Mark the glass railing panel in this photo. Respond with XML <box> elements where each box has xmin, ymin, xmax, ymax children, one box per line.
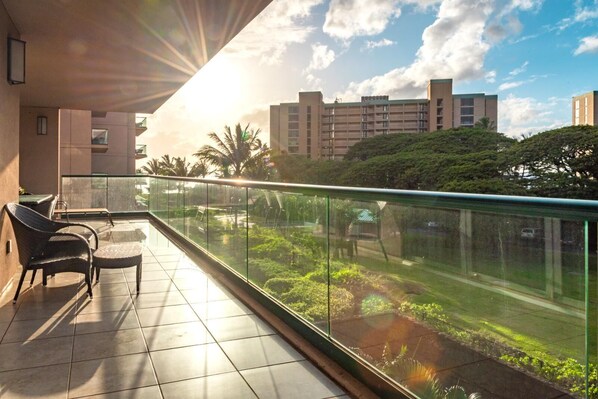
<box><xmin>105</xmin><ymin>176</ymin><xmax>148</xmax><ymax>212</ymax></box>
<box><xmin>325</xmin><ymin>197</ymin><xmax>589</xmax><ymax>398</ymax></box>
<box><xmin>182</xmin><ymin>181</ymin><xmax>208</xmax><ymax>248</ymax></box>
<box><xmin>149</xmin><ymin>177</ymin><xmax>169</xmax><ymax>223</ymax></box>
<box><xmin>247</xmin><ymin>189</ymin><xmax>328</xmax><ymax>330</ymax></box>
<box><xmin>207</xmin><ymin>183</ymin><xmax>247</xmax><ymax>275</ymax></box>
<box><xmin>167</xmin><ymin>179</ymin><xmax>185</xmax><ymax>234</ymax></box>
<box><xmin>61</xmin><ymin>176</ymin><xmax>107</xmax><ymax>209</ymax></box>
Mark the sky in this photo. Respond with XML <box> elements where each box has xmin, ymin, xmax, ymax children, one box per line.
<box><xmin>139</xmin><ymin>0</ymin><xmax>598</xmax><ymax>164</ymax></box>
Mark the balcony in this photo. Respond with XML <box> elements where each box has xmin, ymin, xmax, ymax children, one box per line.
<box><xmin>135</xmin><ymin>117</ymin><xmax>148</xmax><ymax>136</ymax></box>
<box><xmin>42</xmin><ymin>175</ymin><xmax>598</xmax><ymax>398</ymax></box>
<box><xmin>135</xmin><ymin>144</ymin><xmax>148</xmax><ymax>159</ymax></box>
<box><xmin>91</xmin><ymin>129</ymin><xmax>109</xmax><ymax>153</ymax></box>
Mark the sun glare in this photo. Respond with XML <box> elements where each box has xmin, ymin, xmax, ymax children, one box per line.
<box><xmin>182</xmin><ymin>55</ymin><xmax>243</xmax><ymax>120</ymax></box>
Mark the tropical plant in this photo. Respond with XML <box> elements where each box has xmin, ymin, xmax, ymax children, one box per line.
<box><xmin>474</xmin><ymin>116</ymin><xmax>496</xmax><ymax>130</ymax></box>
<box><xmin>194</xmin><ymin>123</ymin><xmax>270</xmax><ymax>178</ymax></box>
<box><xmin>139</xmin><ymin>157</ymin><xmax>163</xmax><ymax>175</ymax></box>
<box><xmin>163</xmin><ymin>156</ymin><xmax>209</xmax><ymax>177</ymax></box>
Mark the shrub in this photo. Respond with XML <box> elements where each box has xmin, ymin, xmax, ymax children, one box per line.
<box><xmin>248</xmin><ymin>258</ymin><xmax>300</xmax><ymax>286</ymax></box>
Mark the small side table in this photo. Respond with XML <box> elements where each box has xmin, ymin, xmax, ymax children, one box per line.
<box><xmin>93</xmin><ymin>243</ymin><xmax>143</xmax><ymax>293</ymax></box>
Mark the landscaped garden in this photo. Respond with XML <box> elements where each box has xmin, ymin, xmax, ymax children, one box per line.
<box><xmin>150</xmin><ymin>184</ymin><xmax>595</xmax><ymax>398</ymax></box>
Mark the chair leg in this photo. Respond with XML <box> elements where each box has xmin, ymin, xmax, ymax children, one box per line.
<box><xmin>95</xmin><ymin>266</ymin><xmax>101</xmax><ymax>282</ymax></box>
<box><xmin>85</xmin><ymin>269</ymin><xmax>93</xmax><ymax>298</ymax></box>
<box><xmin>30</xmin><ymin>269</ymin><xmax>37</xmax><ymax>286</ymax></box>
<box><xmin>13</xmin><ymin>269</ymin><xmax>28</xmax><ymax>304</ymax></box>
<box><xmin>136</xmin><ymin>261</ymin><xmax>142</xmax><ymax>294</ymax></box>
<box><xmin>42</xmin><ymin>271</ymin><xmax>48</xmax><ymax>286</ymax></box>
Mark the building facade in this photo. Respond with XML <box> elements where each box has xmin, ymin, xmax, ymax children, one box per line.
<box><xmin>572</xmin><ymin>91</ymin><xmax>598</xmax><ymax>126</ymax></box>
<box><xmin>19</xmin><ymin>109</ymin><xmax>147</xmax><ymax>195</ymax></box>
<box><xmin>270</xmin><ymin>79</ymin><xmax>498</xmax><ymax>160</ymax></box>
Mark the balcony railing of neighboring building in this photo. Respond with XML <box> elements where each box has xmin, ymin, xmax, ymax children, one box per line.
<box><xmin>135</xmin><ymin>144</ymin><xmax>147</xmax><ymax>159</ymax></box>
<box><xmin>91</xmin><ymin>128</ymin><xmax>109</xmax><ymax>152</ymax></box>
<box><xmin>60</xmin><ymin>175</ymin><xmax>598</xmax><ymax>399</ymax></box>
<box><xmin>135</xmin><ymin>116</ymin><xmax>148</xmax><ymax>136</ymax></box>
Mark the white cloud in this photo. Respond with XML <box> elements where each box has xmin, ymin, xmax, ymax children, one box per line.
<box><xmin>574</xmin><ymin>1</ymin><xmax>598</xmax><ymax>22</ymax></box>
<box><xmin>498</xmin><ymin>81</ymin><xmax>524</xmax><ymax>91</ymax></box>
<box><xmin>508</xmin><ymin>60</ymin><xmax>529</xmax><ymax>76</ymax></box>
<box><xmin>323</xmin><ymin>0</ymin><xmax>402</xmax><ymax>41</ymax></box>
<box><xmin>336</xmin><ymin>0</ymin><xmax>495</xmax><ymax>100</ymax></box>
<box><xmin>306</xmin><ymin>43</ymin><xmax>336</xmax><ymax>71</ymax></box>
<box><xmin>223</xmin><ymin>0</ymin><xmax>324</xmax><ymax>64</ymax></box>
<box><xmin>574</xmin><ymin>35</ymin><xmax>598</xmax><ymax>55</ymax></box>
<box><xmin>485</xmin><ymin>70</ymin><xmax>497</xmax><ymax>83</ymax></box>
<box><xmin>499</xmin><ymin>94</ymin><xmax>564</xmax><ymax>137</ymax></box>
<box><xmin>364</xmin><ymin>38</ymin><xmax>396</xmax><ymax>50</ymax></box>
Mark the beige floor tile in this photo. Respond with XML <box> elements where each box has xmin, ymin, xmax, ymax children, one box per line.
<box><xmin>206</xmin><ymin>314</ymin><xmax>274</xmax><ymax>342</ymax></box>
<box><xmin>127</xmin><ymin>279</ymin><xmax>178</xmax><ymax>294</ymax></box>
<box><xmin>68</xmin><ymin>353</ymin><xmax>157</xmax><ymax>398</ymax></box>
<box><xmin>2</xmin><ymin>315</ymin><xmax>76</xmax><ymax>343</ymax></box>
<box><xmin>87</xmin><ymin>282</ymin><xmax>130</xmax><ymax>298</ymax></box>
<box><xmin>150</xmin><ymin>343</ymin><xmax>235</xmax><ymax>383</ymax></box>
<box><xmin>75</xmin><ymin>385</ymin><xmax>162</xmax><ymax>399</ymax></box>
<box><xmin>75</xmin><ymin>309</ymin><xmax>140</xmax><ymax>335</ymax></box>
<box><xmin>0</xmin><ymin>363</ymin><xmax>70</xmax><ymax>399</ymax></box>
<box><xmin>125</xmin><ymin>270</ymin><xmax>170</xmax><ymax>282</ymax></box>
<box><xmin>142</xmin><ymin>321</ymin><xmax>213</xmax><ymax>351</ymax></box>
<box><xmin>136</xmin><ymin>304</ymin><xmax>199</xmax><ymax>327</ymax></box>
<box><xmin>0</xmin><ymin>336</ymin><xmax>73</xmax><ymax>372</ymax></box>
<box><xmin>0</xmin><ymin>321</ymin><xmax>10</xmax><ymax>338</ymax></box>
<box><xmin>220</xmin><ymin>335</ymin><xmax>304</xmax><ymax>370</ymax></box>
<box><xmin>14</xmin><ymin>298</ymin><xmax>78</xmax><ymax>321</ymax></box>
<box><xmin>161</xmin><ymin>372</ymin><xmax>257</xmax><ymax>399</ymax></box>
<box><xmin>192</xmin><ymin>298</ymin><xmax>252</xmax><ymax>320</ymax></box>
<box><xmin>132</xmin><ymin>291</ymin><xmax>187</xmax><ymax>309</ymax></box>
<box><xmin>76</xmin><ymin>295</ymin><xmax>133</xmax><ymax>315</ymax></box>
<box><xmin>73</xmin><ymin>329</ymin><xmax>147</xmax><ymax>362</ymax></box>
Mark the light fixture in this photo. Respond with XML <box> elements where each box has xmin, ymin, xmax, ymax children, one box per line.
<box><xmin>7</xmin><ymin>38</ymin><xmax>26</xmax><ymax>85</ymax></box>
<box><xmin>37</xmin><ymin>116</ymin><xmax>47</xmax><ymax>135</ymax></box>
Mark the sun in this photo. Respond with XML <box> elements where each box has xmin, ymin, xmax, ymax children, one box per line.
<box><xmin>181</xmin><ymin>54</ymin><xmax>243</xmax><ymax>120</ymax></box>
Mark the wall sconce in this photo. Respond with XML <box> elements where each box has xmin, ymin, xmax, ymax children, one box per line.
<box><xmin>37</xmin><ymin>116</ymin><xmax>47</xmax><ymax>135</ymax></box>
<box><xmin>7</xmin><ymin>38</ymin><xmax>26</xmax><ymax>85</ymax></box>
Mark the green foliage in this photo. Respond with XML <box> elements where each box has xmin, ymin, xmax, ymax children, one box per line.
<box><xmin>344</xmin><ymin>133</ymin><xmax>420</xmax><ymax>161</ymax></box>
<box><xmin>140</xmin><ymin>155</ymin><xmax>208</xmax><ymax>177</ymax></box>
<box><xmin>194</xmin><ymin>123</ymin><xmax>270</xmax><ymax>179</ymax></box>
<box><xmin>264</xmin><ymin>276</ymin><xmax>354</xmax><ymax>322</ymax></box>
<box><xmin>500</xmin><ymin>355</ymin><xmax>597</xmax><ymax>397</ymax></box>
<box><xmin>248</xmin><ymin>258</ymin><xmax>300</xmax><ymax>286</ymax></box>
<box><xmin>361</xmin><ymin>295</ymin><xmax>394</xmax><ymax>316</ymax></box>
<box><xmin>399</xmin><ymin>302</ymin><xmax>448</xmax><ymax>325</ymax></box>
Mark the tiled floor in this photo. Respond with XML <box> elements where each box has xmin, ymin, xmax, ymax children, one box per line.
<box><xmin>0</xmin><ymin>220</ymin><xmax>347</xmax><ymax>399</ymax></box>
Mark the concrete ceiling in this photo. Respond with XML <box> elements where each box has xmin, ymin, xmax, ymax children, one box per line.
<box><xmin>3</xmin><ymin>0</ymin><xmax>271</xmax><ymax>113</ymax></box>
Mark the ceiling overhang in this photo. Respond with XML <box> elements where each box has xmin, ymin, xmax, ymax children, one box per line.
<box><xmin>3</xmin><ymin>0</ymin><xmax>271</xmax><ymax>113</ymax></box>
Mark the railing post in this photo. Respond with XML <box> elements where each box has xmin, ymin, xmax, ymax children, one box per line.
<box><xmin>459</xmin><ymin>209</ymin><xmax>473</xmax><ymax>275</ymax></box>
<box><xmin>326</xmin><ymin>195</ymin><xmax>331</xmax><ymax>337</ymax></box>
<box><xmin>246</xmin><ymin>186</ymin><xmax>249</xmax><ymax>282</ymax></box>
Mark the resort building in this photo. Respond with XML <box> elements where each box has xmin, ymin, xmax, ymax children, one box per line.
<box><xmin>19</xmin><ymin>110</ymin><xmax>147</xmax><ymax>195</ymax></box>
<box><xmin>270</xmin><ymin>79</ymin><xmax>498</xmax><ymax>159</ymax></box>
<box><xmin>572</xmin><ymin>91</ymin><xmax>598</xmax><ymax>126</ymax></box>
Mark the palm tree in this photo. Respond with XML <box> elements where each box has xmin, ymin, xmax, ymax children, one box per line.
<box><xmin>159</xmin><ymin>155</ymin><xmax>176</xmax><ymax>175</ymax></box>
<box><xmin>474</xmin><ymin>116</ymin><xmax>496</xmax><ymax>131</ymax></box>
<box><xmin>165</xmin><ymin>157</ymin><xmax>209</xmax><ymax>177</ymax></box>
<box><xmin>139</xmin><ymin>158</ymin><xmax>163</xmax><ymax>175</ymax></box>
<box><xmin>194</xmin><ymin>123</ymin><xmax>270</xmax><ymax>178</ymax></box>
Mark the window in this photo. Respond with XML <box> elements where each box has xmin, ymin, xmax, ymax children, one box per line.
<box><xmin>361</xmin><ymin>122</ymin><xmax>367</xmax><ymax>130</ymax></box>
<box><xmin>437</xmin><ymin>98</ymin><xmax>443</xmax><ymax>106</ymax></box>
<box><xmin>288</xmin><ymin>147</ymin><xmax>299</xmax><ymax>154</ymax></box>
<box><xmin>288</xmin><ymin>122</ymin><xmax>299</xmax><ymax>130</ymax></box>
<box><xmin>382</xmin><ymin>113</ymin><xmax>388</xmax><ymax>120</ymax></box>
<box><xmin>361</xmin><ymin>115</ymin><xmax>367</xmax><ymax>122</ymax></box>
<box><xmin>91</xmin><ymin>129</ymin><xmax>108</xmax><ymax>145</ymax></box>
<box><xmin>289</xmin><ymin>114</ymin><xmax>299</xmax><ymax>121</ymax></box>
<box><xmin>437</xmin><ymin>117</ymin><xmax>443</xmax><ymax>125</ymax></box>
<box><xmin>288</xmin><ymin>138</ymin><xmax>299</xmax><ymax>146</ymax></box>
<box><xmin>461</xmin><ymin>98</ymin><xmax>474</xmax><ymax>106</ymax></box>
<box><xmin>288</xmin><ymin>106</ymin><xmax>299</xmax><ymax>114</ymax></box>
<box><xmin>382</xmin><ymin>121</ymin><xmax>388</xmax><ymax>128</ymax></box>
<box><xmin>288</xmin><ymin>130</ymin><xmax>299</xmax><ymax>138</ymax></box>
<box><xmin>383</xmin><ymin>105</ymin><xmax>388</xmax><ymax>112</ymax></box>
<box><xmin>460</xmin><ymin>116</ymin><xmax>474</xmax><ymax>125</ymax></box>
<box><xmin>307</xmin><ymin>105</ymin><xmax>311</xmax><ymax>113</ymax></box>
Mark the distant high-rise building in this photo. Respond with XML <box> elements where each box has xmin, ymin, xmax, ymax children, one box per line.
<box><xmin>270</xmin><ymin>79</ymin><xmax>498</xmax><ymax>160</ymax></box>
<box><xmin>572</xmin><ymin>91</ymin><xmax>598</xmax><ymax>126</ymax></box>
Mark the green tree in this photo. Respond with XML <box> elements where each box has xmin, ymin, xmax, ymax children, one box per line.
<box><xmin>474</xmin><ymin>116</ymin><xmax>496</xmax><ymax>131</ymax></box>
<box><xmin>506</xmin><ymin>125</ymin><xmax>598</xmax><ymax>198</ymax></box>
<box><xmin>163</xmin><ymin>157</ymin><xmax>209</xmax><ymax>177</ymax></box>
<box><xmin>194</xmin><ymin>123</ymin><xmax>270</xmax><ymax>178</ymax></box>
<box><xmin>139</xmin><ymin>158</ymin><xmax>164</xmax><ymax>175</ymax></box>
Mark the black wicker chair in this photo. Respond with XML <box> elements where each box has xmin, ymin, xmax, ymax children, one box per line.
<box><xmin>4</xmin><ymin>203</ymin><xmax>99</xmax><ymax>303</ymax></box>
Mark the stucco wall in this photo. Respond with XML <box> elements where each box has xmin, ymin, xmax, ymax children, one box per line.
<box><xmin>19</xmin><ymin>107</ymin><xmax>60</xmax><ymax>194</ymax></box>
<box><xmin>0</xmin><ymin>10</ymin><xmax>22</xmax><ymax>293</ymax></box>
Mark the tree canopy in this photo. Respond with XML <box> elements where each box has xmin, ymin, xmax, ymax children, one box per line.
<box><xmin>272</xmin><ymin>125</ymin><xmax>598</xmax><ymax>199</ymax></box>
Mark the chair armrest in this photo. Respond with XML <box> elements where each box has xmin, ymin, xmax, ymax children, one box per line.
<box><xmin>49</xmin><ymin>231</ymin><xmax>93</xmax><ymax>261</ymax></box>
<box><xmin>57</xmin><ymin>222</ymin><xmax>99</xmax><ymax>250</ymax></box>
